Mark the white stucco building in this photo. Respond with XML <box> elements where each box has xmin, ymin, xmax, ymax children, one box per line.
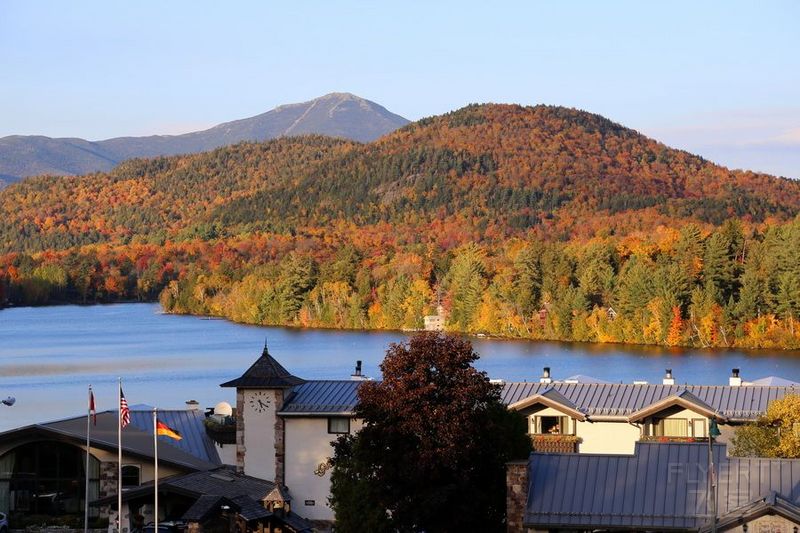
<box><xmin>220</xmin><ymin>349</ymin><xmax>800</xmax><ymax>526</ymax></box>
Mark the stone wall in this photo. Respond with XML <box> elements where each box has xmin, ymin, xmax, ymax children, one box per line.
<box><xmin>274</xmin><ymin>389</ymin><xmax>285</xmax><ymax>486</ymax></box>
<box><xmin>728</xmin><ymin>514</ymin><xmax>799</xmax><ymax>532</ymax></box>
<box><xmin>99</xmin><ymin>461</ymin><xmax>117</xmax><ymax>498</ymax></box>
<box><xmin>236</xmin><ymin>389</ymin><xmax>245</xmax><ymax>473</ymax></box>
<box><xmin>97</xmin><ymin>461</ymin><xmax>118</xmax><ymax>520</ymax></box>
<box><xmin>506</xmin><ymin>460</ymin><xmax>529</xmax><ymax>533</ymax></box>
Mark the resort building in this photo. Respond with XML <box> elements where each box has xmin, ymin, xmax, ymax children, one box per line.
<box><xmin>507</xmin><ymin>442</ymin><xmax>800</xmax><ymax>531</ymax></box>
<box><xmin>0</xmin><ymin>407</ymin><xmax>217</xmax><ymax>527</ymax></box>
<box><xmin>219</xmin><ymin>348</ymin><xmax>800</xmax><ymax>525</ymax></box>
<box><xmin>1</xmin><ymin>345</ymin><xmax>798</xmax><ymax>531</ymax></box>
<box><xmin>500</xmin><ymin>367</ymin><xmax>798</xmax><ymax>454</ymax></box>
<box><xmin>0</xmin><ymin>405</ymin><xmax>311</xmax><ymax>532</ymax></box>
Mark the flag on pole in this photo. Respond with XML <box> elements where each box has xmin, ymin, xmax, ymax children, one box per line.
<box><xmin>89</xmin><ymin>388</ymin><xmax>97</xmax><ymax>426</ymax></box>
<box><xmin>156</xmin><ymin>419</ymin><xmax>182</xmax><ymax>440</ymax></box>
<box><xmin>120</xmin><ymin>387</ymin><xmax>130</xmax><ymax>428</ymax></box>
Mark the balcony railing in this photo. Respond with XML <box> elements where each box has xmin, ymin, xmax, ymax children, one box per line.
<box><xmin>530</xmin><ymin>434</ymin><xmax>581</xmax><ymax>453</ymax></box>
<box><xmin>640</xmin><ymin>435</ymin><xmax>710</xmax><ymax>443</ymax></box>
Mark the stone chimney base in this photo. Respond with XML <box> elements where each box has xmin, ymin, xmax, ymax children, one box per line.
<box><xmin>506</xmin><ymin>460</ymin><xmax>529</xmax><ymax>532</ymax></box>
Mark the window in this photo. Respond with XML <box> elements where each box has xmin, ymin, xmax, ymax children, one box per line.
<box><xmin>0</xmin><ymin>441</ymin><xmax>99</xmax><ymax>516</ymax></box>
<box><xmin>531</xmin><ymin>415</ymin><xmax>571</xmax><ymax>435</ymax></box>
<box><xmin>692</xmin><ymin>419</ymin><xmax>707</xmax><ymax>438</ymax></box>
<box><xmin>653</xmin><ymin>418</ymin><xmax>709</xmax><ymax>438</ymax></box>
<box><xmin>654</xmin><ymin>418</ymin><xmax>688</xmax><ymax>437</ymax></box>
<box><xmin>121</xmin><ymin>465</ymin><xmax>140</xmax><ymax>488</ymax></box>
<box><xmin>327</xmin><ymin>417</ymin><xmax>350</xmax><ymax>434</ymax></box>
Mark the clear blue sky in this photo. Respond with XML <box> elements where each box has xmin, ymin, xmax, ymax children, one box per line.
<box><xmin>1</xmin><ymin>1</ymin><xmax>798</xmax><ymax>177</ymax></box>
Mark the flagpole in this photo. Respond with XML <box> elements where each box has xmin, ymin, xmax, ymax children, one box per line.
<box><xmin>153</xmin><ymin>407</ymin><xmax>158</xmax><ymax>533</ymax></box>
<box><xmin>118</xmin><ymin>378</ymin><xmax>122</xmax><ymax>533</ymax></box>
<box><xmin>85</xmin><ymin>385</ymin><xmax>92</xmax><ymax>533</ymax></box>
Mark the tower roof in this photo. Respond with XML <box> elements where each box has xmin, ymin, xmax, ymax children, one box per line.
<box><xmin>220</xmin><ymin>346</ymin><xmax>305</xmax><ymax>389</ymax></box>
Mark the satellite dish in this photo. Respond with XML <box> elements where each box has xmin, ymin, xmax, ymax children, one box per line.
<box><xmin>2</xmin><ymin>396</ymin><xmax>15</xmax><ymax>406</ymax></box>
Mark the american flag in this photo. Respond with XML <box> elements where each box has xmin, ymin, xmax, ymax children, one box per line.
<box><xmin>119</xmin><ymin>387</ymin><xmax>130</xmax><ymax>428</ymax></box>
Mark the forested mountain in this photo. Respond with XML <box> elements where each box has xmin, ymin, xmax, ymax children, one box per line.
<box><xmin>2</xmin><ymin>103</ymin><xmax>800</xmax><ymax>350</ymax></box>
<box><xmin>0</xmin><ymin>93</ymin><xmax>408</xmax><ymax>182</ymax></box>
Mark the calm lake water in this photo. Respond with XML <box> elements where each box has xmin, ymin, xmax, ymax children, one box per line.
<box><xmin>1</xmin><ymin>303</ymin><xmax>800</xmax><ymax>431</ymax></box>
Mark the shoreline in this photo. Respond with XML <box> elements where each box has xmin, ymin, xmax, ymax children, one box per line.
<box><xmin>4</xmin><ymin>300</ymin><xmax>797</xmax><ymax>356</ymax></box>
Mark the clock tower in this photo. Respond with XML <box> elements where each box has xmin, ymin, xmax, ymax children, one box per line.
<box><xmin>221</xmin><ymin>345</ymin><xmax>305</xmax><ymax>484</ymax></box>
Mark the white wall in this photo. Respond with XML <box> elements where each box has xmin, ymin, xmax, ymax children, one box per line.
<box><xmin>575</xmin><ymin>420</ymin><xmax>641</xmax><ymax>454</ymax></box>
<box><xmin>520</xmin><ymin>404</ymin><xmax>739</xmax><ymax>455</ymax></box>
<box><xmin>241</xmin><ymin>388</ymin><xmax>280</xmax><ymax>480</ymax></box>
<box><xmin>523</xmin><ymin>405</ymin><xmax>640</xmax><ymax>454</ymax></box>
<box><xmin>284</xmin><ymin>417</ymin><xmax>362</xmax><ymax>522</ymax></box>
<box><xmin>216</xmin><ymin>442</ymin><xmax>236</xmax><ymax>466</ymax></box>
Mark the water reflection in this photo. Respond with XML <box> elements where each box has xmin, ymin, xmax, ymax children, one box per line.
<box><xmin>1</xmin><ymin>303</ymin><xmax>799</xmax><ymax>431</ymax></box>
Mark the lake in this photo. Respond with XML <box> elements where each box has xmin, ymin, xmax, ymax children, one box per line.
<box><xmin>2</xmin><ymin>303</ymin><xmax>800</xmax><ymax>431</ymax></box>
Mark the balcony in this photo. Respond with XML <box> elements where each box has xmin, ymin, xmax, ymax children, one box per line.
<box><xmin>530</xmin><ymin>434</ymin><xmax>581</xmax><ymax>453</ymax></box>
<box><xmin>640</xmin><ymin>435</ymin><xmax>709</xmax><ymax>444</ymax></box>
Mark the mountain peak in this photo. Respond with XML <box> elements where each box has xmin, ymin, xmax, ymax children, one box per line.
<box><xmin>0</xmin><ymin>93</ymin><xmax>410</xmax><ymax>183</ymax></box>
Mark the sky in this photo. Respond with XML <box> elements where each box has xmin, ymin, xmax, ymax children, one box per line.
<box><xmin>1</xmin><ymin>1</ymin><xmax>798</xmax><ymax>178</ymax></box>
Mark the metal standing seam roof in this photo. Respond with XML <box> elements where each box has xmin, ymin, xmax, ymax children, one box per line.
<box><xmin>278</xmin><ymin>380</ymin><xmax>362</xmax><ymax>415</ymax></box>
<box><xmin>272</xmin><ymin>380</ymin><xmax>796</xmax><ymax>419</ymax></box>
<box><xmin>508</xmin><ymin>386</ymin><xmax>587</xmax><ymax>421</ymax></box>
<box><xmin>128</xmin><ymin>408</ymin><xmax>221</xmax><ymax>465</ymax></box>
<box><xmin>500</xmin><ymin>382</ymin><xmax>798</xmax><ymax>421</ymax></box>
<box><xmin>524</xmin><ymin>442</ymin><xmax>800</xmax><ymax>530</ymax></box>
<box><xmin>707</xmin><ymin>492</ymin><xmax>800</xmax><ymax>531</ymax></box>
<box><xmin>31</xmin><ymin>411</ymin><xmax>218</xmax><ymax>471</ymax></box>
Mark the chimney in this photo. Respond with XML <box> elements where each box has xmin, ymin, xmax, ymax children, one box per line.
<box><xmin>663</xmin><ymin>369</ymin><xmax>675</xmax><ymax>386</ymax></box>
<box><xmin>729</xmin><ymin>368</ymin><xmax>742</xmax><ymax>387</ymax></box>
<box><xmin>506</xmin><ymin>460</ymin><xmax>529</xmax><ymax>532</ymax></box>
<box><xmin>351</xmin><ymin>360</ymin><xmax>367</xmax><ymax>381</ymax></box>
<box><xmin>540</xmin><ymin>367</ymin><xmax>552</xmax><ymax>384</ymax></box>
<box><xmin>186</xmin><ymin>399</ymin><xmax>200</xmax><ymax>411</ymax></box>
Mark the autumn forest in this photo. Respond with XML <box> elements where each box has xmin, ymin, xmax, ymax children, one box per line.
<box><xmin>2</xmin><ymin>104</ymin><xmax>800</xmax><ymax>349</ymax></box>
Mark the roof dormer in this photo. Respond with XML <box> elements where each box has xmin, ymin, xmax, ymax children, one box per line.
<box><xmin>628</xmin><ymin>389</ymin><xmax>727</xmax><ymax>424</ymax></box>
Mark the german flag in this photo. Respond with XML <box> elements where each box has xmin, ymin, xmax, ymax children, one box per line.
<box><xmin>156</xmin><ymin>419</ymin><xmax>182</xmax><ymax>440</ymax></box>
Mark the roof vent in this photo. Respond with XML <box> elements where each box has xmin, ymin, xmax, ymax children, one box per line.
<box><xmin>186</xmin><ymin>399</ymin><xmax>200</xmax><ymax>411</ymax></box>
<box><xmin>730</xmin><ymin>368</ymin><xmax>742</xmax><ymax>387</ymax></box>
<box><xmin>540</xmin><ymin>367</ymin><xmax>552</xmax><ymax>384</ymax></box>
<box><xmin>663</xmin><ymin>369</ymin><xmax>675</xmax><ymax>386</ymax></box>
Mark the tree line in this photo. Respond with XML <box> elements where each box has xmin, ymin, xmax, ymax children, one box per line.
<box><xmin>3</xmin><ymin>215</ymin><xmax>800</xmax><ymax>350</ymax></box>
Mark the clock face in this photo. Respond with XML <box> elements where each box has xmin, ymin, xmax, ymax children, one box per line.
<box><xmin>248</xmin><ymin>391</ymin><xmax>271</xmax><ymax>413</ymax></box>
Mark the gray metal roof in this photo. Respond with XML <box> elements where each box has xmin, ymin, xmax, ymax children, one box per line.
<box><xmin>272</xmin><ymin>380</ymin><xmax>797</xmax><ymax>420</ymax></box>
<box><xmin>501</xmin><ymin>382</ymin><xmax>798</xmax><ymax>420</ymax></box>
<box><xmin>707</xmin><ymin>491</ymin><xmax>800</xmax><ymax>531</ymax></box>
<box><xmin>128</xmin><ymin>408</ymin><xmax>221</xmax><ymax>465</ymax></box>
<box><xmin>27</xmin><ymin>411</ymin><xmax>218</xmax><ymax>471</ymax></box>
<box><xmin>749</xmin><ymin>376</ymin><xmax>800</xmax><ymax>386</ymax></box>
<box><xmin>525</xmin><ymin>442</ymin><xmax>800</xmax><ymax>530</ymax></box>
<box><xmin>279</xmin><ymin>380</ymin><xmax>362</xmax><ymax>415</ymax></box>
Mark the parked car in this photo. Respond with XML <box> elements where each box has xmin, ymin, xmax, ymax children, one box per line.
<box><xmin>0</xmin><ymin>511</ymin><xmax>8</xmax><ymax>533</ymax></box>
<box><xmin>142</xmin><ymin>521</ymin><xmax>185</xmax><ymax>533</ymax></box>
